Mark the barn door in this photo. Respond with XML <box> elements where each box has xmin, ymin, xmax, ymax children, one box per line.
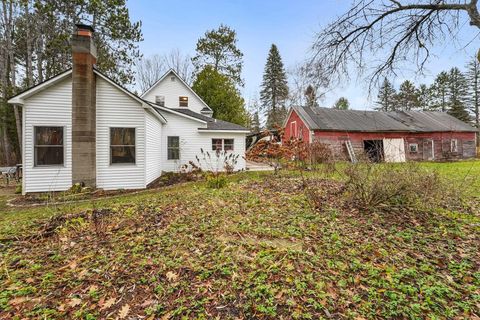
<box><xmin>423</xmin><ymin>139</ymin><xmax>434</xmax><ymax>160</ymax></box>
<box><xmin>383</xmin><ymin>138</ymin><xmax>406</xmax><ymax>162</ymax></box>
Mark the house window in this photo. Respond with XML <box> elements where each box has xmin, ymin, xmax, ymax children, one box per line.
<box><xmin>34</xmin><ymin>126</ymin><xmax>64</xmax><ymax>166</ymax></box>
<box><xmin>451</xmin><ymin>139</ymin><xmax>458</xmax><ymax>153</ymax></box>
<box><xmin>110</xmin><ymin>128</ymin><xmax>135</xmax><ymax>164</ymax></box>
<box><xmin>409</xmin><ymin>143</ymin><xmax>418</xmax><ymax>153</ymax></box>
<box><xmin>179</xmin><ymin>96</ymin><xmax>188</xmax><ymax>107</ymax></box>
<box><xmin>212</xmin><ymin>138</ymin><xmax>234</xmax><ymax>151</ymax></box>
<box><xmin>155</xmin><ymin>95</ymin><xmax>165</xmax><ymax>107</ymax></box>
<box><xmin>167</xmin><ymin>136</ymin><xmax>180</xmax><ymax>160</ymax></box>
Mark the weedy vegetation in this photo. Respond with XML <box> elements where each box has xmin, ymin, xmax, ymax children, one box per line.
<box><xmin>0</xmin><ymin>156</ymin><xmax>479</xmax><ymax>319</ymax></box>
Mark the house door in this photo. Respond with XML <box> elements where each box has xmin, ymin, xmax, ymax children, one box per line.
<box><xmin>423</xmin><ymin>139</ymin><xmax>434</xmax><ymax>160</ymax></box>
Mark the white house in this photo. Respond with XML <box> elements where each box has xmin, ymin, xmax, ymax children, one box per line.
<box><xmin>8</xmin><ymin>24</ymin><xmax>249</xmax><ymax>194</ymax></box>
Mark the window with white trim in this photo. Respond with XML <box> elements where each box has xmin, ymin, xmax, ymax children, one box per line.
<box><xmin>451</xmin><ymin>139</ymin><xmax>458</xmax><ymax>153</ymax></box>
<box><xmin>179</xmin><ymin>96</ymin><xmax>188</xmax><ymax>107</ymax></box>
<box><xmin>290</xmin><ymin>121</ymin><xmax>297</xmax><ymax>138</ymax></box>
<box><xmin>155</xmin><ymin>95</ymin><xmax>165</xmax><ymax>107</ymax></box>
<box><xmin>409</xmin><ymin>143</ymin><xmax>418</xmax><ymax>153</ymax></box>
<box><xmin>110</xmin><ymin>128</ymin><xmax>136</xmax><ymax>164</ymax></box>
<box><xmin>34</xmin><ymin>126</ymin><xmax>64</xmax><ymax>166</ymax></box>
<box><xmin>167</xmin><ymin>136</ymin><xmax>180</xmax><ymax>160</ymax></box>
<box><xmin>212</xmin><ymin>138</ymin><xmax>234</xmax><ymax>151</ymax></box>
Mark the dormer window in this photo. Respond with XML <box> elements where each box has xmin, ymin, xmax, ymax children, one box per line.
<box><xmin>155</xmin><ymin>95</ymin><xmax>165</xmax><ymax>107</ymax></box>
<box><xmin>179</xmin><ymin>96</ymin><xmax>188</xmax><ymax>107</ymax></box>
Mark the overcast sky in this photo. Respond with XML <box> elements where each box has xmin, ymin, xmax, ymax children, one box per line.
<box><xmin>127</xmin><ymin>0</ymin><xmax>479</xmax><ymax>111</ymax></box>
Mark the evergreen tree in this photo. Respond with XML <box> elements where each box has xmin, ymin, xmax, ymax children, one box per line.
<box><xmin>446</xmin><ymin>67</ymin><xmax>470</xmax><ymax>122</ymax></box>
<box><xmin>192</xmin><ymin>24</ymin><xmax>244</xmax><ymax>86</ymax></box>
<box><xmin>430</xmin><ymin>72</ymin><xmax>449</xmax><ymax>112</ymax></box>
<box><xmin>375</xmin><ymin>78</ymin><xmax>396</xmax><ymax>111</ymax></box>
<box><xmin>395</xmin><ymin>80</ymin><xmax>419</xmax><ymax>110</ymax></box>
<box><xmin>417</xmin><ymin>84</ymin><xmax>433</xmax><ymax>110</ymax></box>
<box><xmin>332</xmin><ymin>97</ymin><xmax>350</xmax><ymax>110</ymax></box>
<box><xmin>192</xmin><ymin>66</ymin><xmax>248</xmax><ymax>126</ymax></box>
<box><xmin>466</xmin><ymin>56</ymin><xmax>480</xmax><ymax>128</ymax></box>
<box><xmin>260</xmin><ymin>44</ymin><xmax>289</xmax><ymax>129</ymax></box>
<box><xmin>250</xmin><ymin>112</ymin><xmax>261</xmax><ymax>133</ymax></box>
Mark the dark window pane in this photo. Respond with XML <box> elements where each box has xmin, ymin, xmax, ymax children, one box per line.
<box><xmin>111</xmin><ymin>146</ymin><xmax>136</xmax><ymax>164</ymax></box>
<box><xmin>35</xmin><ymin>146</ymin><xmax>64</xmax><ymax>165</ymax></box>
<box><xmin>167</xmin><ymin>148</ymin><xmax>180</xmax><ymax>160</ymax></box>
<box><xmin>212</xmin><ymin>139</ymin><xmax>222</xmax><ymax>151</ymax></box>
<box><xmin>224</xmin><ymin>139</ymin><xmax>234</xmax><ymax>151</ymax></box>
<box><xmin>35</xmin><ymin>127</ymin><xmax>63</xmax><ymax>145</ymax></box>
<box><xmin>168</xmin><ymin>136</ymin><xmax>179</xmax><ymax>148</ymax></box>
<box><xmin>111</xmin><ymin>128</ymin><xmax>135</xmax><ymax>146</ymax></box>
<box><xmin>167</xmin><ymin>136</ymin><xmax>180</xmax><ymax>160</ymax></box>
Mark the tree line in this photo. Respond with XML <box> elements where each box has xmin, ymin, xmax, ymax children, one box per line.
<box><xmin>375</xmin><ymin>57</ymin><xmax>480</xmax><ymax>125</ymax></box>
<box><xmin>0</xmin><ymin>0</ymin><xmax>142</xmax><ymax>165</ymax></box>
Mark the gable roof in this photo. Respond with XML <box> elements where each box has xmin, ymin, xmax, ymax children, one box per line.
<box><xmin>290</xmin><ymin>106</ymin><xmax>477</xmax><ymax>133</ymax></box>
<box><xmin>170</xmin><ymin>108</ymin><xmax>250</xmax><ymax>132</ymax></box>
<box><xmin>140</xmin><ymin>69</ymin><xmax>213</xmax><ymax>112</ymax></box>
<box><xmin>8</xmin><ymin>68</ymin><xmax>167</xmax><ymax>124</ymax></box>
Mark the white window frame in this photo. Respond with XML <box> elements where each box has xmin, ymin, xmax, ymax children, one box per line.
<box><xmin>179</xmin><ymin>96</ymin><xmax>188</xmax><ymax>107</ymax></box>
<box><xmin>451</xmin><ymin>139</ymin><xmax>458</xmax><ymax>153</ymax></box>
<box><xmin>167</xmin><ymin>136</ymin><xmax>180</xmax><ymax>160</ymax></box>
<box><xmin>33</xmin><ymin>126</ymin><xmax>65</xmax><ymax>167</ymax></box>
<box><xmin>409</xmin><ymin>143</ymin><xmax>418</xmax><ymax>153</ymax></box>
<box><xmin>212</xmin><ymin>138</ymin><xmax>234</xmax><ymax>152</ymax></box>
<box><xmin>155</xmin><ymin>95</ymin><xmax>165</xmax><ymax>107</ymax></box>
<box><xmin>110</xmin><ymin>127</ymin><xmax>136</xmax><ymax>165</ymax></box>
<box><xmin>290</xmin><ymin>121</ymin><xmax>297</xmax><ymax>138</ymax></box>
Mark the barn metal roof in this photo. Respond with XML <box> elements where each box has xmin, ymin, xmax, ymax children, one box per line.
<box><xmin>292</xmin><ymin>106</ymin><xmax>477</xmax><ymax>133</ymax></box>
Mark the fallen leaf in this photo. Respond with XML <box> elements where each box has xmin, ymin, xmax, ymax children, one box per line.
<box><xmin>68</xmin><ymin>297</ymin><xmax>82</xmax><ymax>307</ymax></box>
<box><xmin>9</xmin><ymin>297</ymin><xmax>27</xmax><ymax>306</ymax></box>
<box><xmin>100</xmin><ymin>297</ymin><xmax>116</xmax><ymax>310</ymax></box>
<box><xmin>166</xmin><ymin>271</ymin><xmax>178</xmax><ymax>282</ymax></box>
<box><xmin>118</xmin><ymin>304</ymin><xmax>130</xmax><ymax>319</ymax></box>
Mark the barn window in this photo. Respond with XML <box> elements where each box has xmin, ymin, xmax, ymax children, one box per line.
<box><xmin>451</xmin><ymin>139</ymin><xmax>458</xmax><ymax>153</ymax></box>
<box><xmin>179</xmin><ymin>96</ymin><xmax>188</xmax><ymax>107</ymax></box>
<box><xmin>290</xmin><ymin>121</ymin><xmax>297</xmax><ymax>138</ymax></box>
<box><xmin>409</xmin><ymin>143</ymin><xmax>418</xmax><ymax>153</ymax></box>
<box><xmin>212</xmin><ymin>138</ymin><xmax>234</xmax><ymax>152</ymax></box>
<box><xmin>155</xmin><ymin>95</ymin><xmax>165</xmax><ymax>107</ymax></box>
<box><xmin>167</xmin><ymin>136</ymin><xmax>180</xmax><ymax>160</ymax></box>
<box><xmin>110</xmin><ymin>128</ymin><xmax>136</xmax><ymax>164</ymax></box>
<box><xmin>34</xmin><ymin>126</ymin><xmax>64</xmax><ymax>166</ymax></box>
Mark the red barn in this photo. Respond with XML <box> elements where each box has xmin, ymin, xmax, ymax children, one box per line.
<box><xmin>284</xmin><ymin>106</ymin><xmax>478</xmax><ymax>162</ymax></box>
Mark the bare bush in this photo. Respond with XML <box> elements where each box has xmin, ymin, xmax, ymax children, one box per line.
<box><xmin>342</xmin><ymin>162</ymin><xmax>458</xmax><ymax>212</ymax></box>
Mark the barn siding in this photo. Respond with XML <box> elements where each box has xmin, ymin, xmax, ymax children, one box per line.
<box><xmin>284</xmin><ymin>110</ymin><xmax>310</xmax><ymax>142</ymax></box>
<box><xmin>161</xmin><ymin>111</ymin><xmax>246</xmax><ymax>172</ymax></box>
<box><xmin>96</xmin><ymin>77</ymin><xmax>146</xmax><ymax>190</ymax></box>
<box><xmin>142</xmin><ymin>72</ymin><xmax>207</xmax><ymax>114</ymax></box>
<box><xmin>23</xmin><ymin>77</ymin><xmax>73</xmax><ymax>194</ymax></box>
<box><xmin>313</xmin><ymin>131</ymin><xmax>476</xmax><ymax>161</ymax></box>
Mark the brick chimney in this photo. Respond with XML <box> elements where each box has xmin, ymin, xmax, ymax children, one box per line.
<box><xmin>71</xmin><ymin>24</ymin><xmax>97</xmax><ymax>187</ymax></box>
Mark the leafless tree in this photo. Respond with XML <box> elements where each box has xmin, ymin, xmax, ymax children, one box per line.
<box><xmin>288</xmin><ymin>63</ymin><xmax>327</xmax><ymax>106</ymax></box>
<box><xmin>309</xmin><ymin>0</ymin><xmax>480</xmax><ymax>88</ymax></box>
<box><xmin>136</xmin><ymin>49</ymin><xmax>194</xmax><ymax>93</ymax></box>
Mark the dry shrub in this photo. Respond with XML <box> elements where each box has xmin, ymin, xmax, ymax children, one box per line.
<box><xmin>342</xmin><ymin>162</ymin><xmax>459</xmax><ymax>212</ymax></box>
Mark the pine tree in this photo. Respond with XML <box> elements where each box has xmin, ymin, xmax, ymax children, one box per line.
<box><xmin>417</xmin><ymin>84</ymin><xmax>433</xmax><ymax>110</ymax></box>
<box><xmin>251</xmin><ymin>112</ymin><xmax>261</xmax><ymax>133</ymax></box>
<box><xmin>466</xmin><ymin>56</ymin><xmax>480</xmax><ymax>128</ymax></box>
<box><xmin>260</xmin><ymin>44</ymin><xmax>289</xmax><ymax>129</ymax></box>
<box><xmin>430</xmin><ymin>72</ymin><xmax>449</xmax><ymax>112</ymax></box>
<box><xmin>332</xmin><ymin>97</ymin><xmax>349</xmax><ymax>110</ymax></box>
<box><xmin>446</xmin><ymin>67</ymin><xmax>470</xmax><ymax>122</ymax></box>
<box><xmin>395</xmin><ymin>80</ymin><xmax>419</xmax><ymax>110</ymax></box>
<box><xmin>375</xmin><ymin>78</ymin><xmax>396</xmax><ymax>111</ymax></box>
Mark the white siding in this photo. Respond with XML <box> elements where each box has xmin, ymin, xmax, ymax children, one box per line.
<box><xmin>142</xmin><ymin>72</ymin><xmax>207</xmax><ymax>114</ymax></box>
<box><xmin>23</xmin><ymin>77</ymin><xmax>72</xmax><ymax>194</ymax></box>
<box><xmin>145</xmin><ymin>110</ymin><xmax>163</xmax><ymax>184</ymax></box>
<box><xmin>161</xmin><ymin>112</ymin><xmax>246</xmax><ymax>172</ymax></box>
<box><xmin>96</xmin><ymin>77</ymin><xmax>146</xmax><ymax>190</ymax></box>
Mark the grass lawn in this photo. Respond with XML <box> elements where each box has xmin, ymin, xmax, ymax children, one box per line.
<box><xmin>0</xmin><ymin>162</ymin><xmax>479</xmax><ymax>319</ymax></box>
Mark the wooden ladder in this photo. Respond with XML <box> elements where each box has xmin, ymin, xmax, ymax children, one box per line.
<box><xmin>345</xmin><ymin>140</ymin><xmax>357</xmax><ymax>163</ymax></box>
